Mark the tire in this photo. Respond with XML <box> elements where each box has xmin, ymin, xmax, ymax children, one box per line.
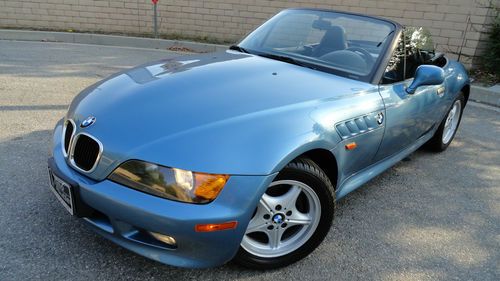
<box><xmin>425</xmin><ymin>92</ymin><xmax>465</xmax><ymax>152</ymax></box>
<box><xmin>234</xmin><ymin>158</ymin><xmax>335</xmax><ymax>269</ymax></box>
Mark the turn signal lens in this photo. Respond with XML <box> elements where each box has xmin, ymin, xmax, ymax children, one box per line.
<box><xmin>194</xmin><ymin>173</ymin><xmax>230</xmax><ymax>201</ymax></box>
<box><xmin>345</xmin><ymin>142</ymin><xmax>357</xmax><ymax>150</ymax></box>
<box><xmin>195</xmin><ymin>221</ymin><xmax>238</xmax><ymax>232</ymax></box>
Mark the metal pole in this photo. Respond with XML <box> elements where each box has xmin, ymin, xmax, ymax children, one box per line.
<box><xmin>457</xmin><ymin>15</ymin><xmax>470</xmax><ymax>62</ymax></box>
<box><xmin>153</xmin><ymin>3</ymin><xmax>158</xmax><ymax>38</ymax></box>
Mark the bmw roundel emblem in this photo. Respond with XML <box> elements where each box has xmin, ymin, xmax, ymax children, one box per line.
<box><xmin>376</xmin><ymin>112</ymin><xmax>384</xmax><ymax>125</ymax></box>
<box><xmin>272</xmin><ymin>214</ymin><xmax>284</xmax><ymax>224</ymax></box>
<box><xmin>80</xmin><ymin>116</ymin><xmax>96</xmax><ymax>128</ymax></box>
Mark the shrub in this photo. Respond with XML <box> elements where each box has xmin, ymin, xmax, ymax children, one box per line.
<box><xmin>482</xmin><ymin>11</ymin><xmax>500</xmax><ymax>75</ymax></box>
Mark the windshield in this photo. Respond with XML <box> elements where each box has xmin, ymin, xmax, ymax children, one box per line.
<box><xmin>238</xmin><ymin>9</ymin><xmax>396</xmax><ymax>81</ymax></box>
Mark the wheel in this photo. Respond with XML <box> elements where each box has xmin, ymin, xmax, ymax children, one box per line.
<box><xmin>234</xmin><ymin>158</ymin><xmax>335</xmax><ymax>269</ymax></box>
<box><xmin>426</xmin><ymin>92</ymin><xmax>465</xmax><ymax>152</ymax></box>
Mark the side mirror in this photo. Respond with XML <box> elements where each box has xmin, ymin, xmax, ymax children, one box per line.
<box><xmin>406</xmin><ymin>65</ymin><xmax>445</xmax><ymax>94</ymax></box>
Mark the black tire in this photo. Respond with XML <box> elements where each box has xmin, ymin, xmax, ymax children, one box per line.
<box><xmin>234</xmin><ymin>158</ymin><xmax>335</xmax><ymax>269</ymax></box>
<box><xmin>425</xmin><ymin>92</ymin><xmax>465</xmax><ymax>152</ymax></box>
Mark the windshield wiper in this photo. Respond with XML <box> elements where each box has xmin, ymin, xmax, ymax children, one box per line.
<box><xmin>257</xmin><ymin>53</ymin><xmax>315</xmax><ymax>69</ymax></box>
<box><xmin>229</xmin><ymin>45</ymin><xmax>249</xmax><ymax>53</ymax></box>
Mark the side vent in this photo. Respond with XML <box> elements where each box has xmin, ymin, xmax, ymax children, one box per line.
<box><xmin>336</xmin><ymin>113</ymin><xmax>381</xmax><ymax>140</ymax></box>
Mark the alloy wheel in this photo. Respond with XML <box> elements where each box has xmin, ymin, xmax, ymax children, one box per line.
<box><xmin>241</xmin><ymin>180</ymin><xmax>321</xmax><ymax>258</ymax></box>
<box><xmin>442</xmin><ymin>100</ymin><xmax>462</xmax><ymax>144</ymax></box>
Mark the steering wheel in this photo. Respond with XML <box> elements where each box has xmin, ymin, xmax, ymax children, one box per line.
<box><xmin>346</xmin><ymin>47</ymin><xmax>375</xmax><ymax>67</ymax></box>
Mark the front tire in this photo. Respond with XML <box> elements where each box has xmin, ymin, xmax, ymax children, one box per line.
<box><xmin>234</xmin><ymin>158</ymin><xmax>335</xmax><ymax>269</ymax></box>
<box><xmin>426</xmin><ymin>92</ymin><xmax>465</xmax><ymax>152</ymax></box>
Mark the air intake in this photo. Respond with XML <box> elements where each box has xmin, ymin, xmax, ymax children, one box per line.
<box><xmin>71</xmin><ymin>134</ymin><xmax>101</xmax><ymax>172</ymax></box>
<box><xmin>63</xmin><ymin>121</ymin><xmax>74</xmax><ymax>155</ymax></box>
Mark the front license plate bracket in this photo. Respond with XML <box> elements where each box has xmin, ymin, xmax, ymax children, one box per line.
<box><xmin>48</xmin><ymin>168</ymin><xmax>75</xmax><ymax>215</ymax></box>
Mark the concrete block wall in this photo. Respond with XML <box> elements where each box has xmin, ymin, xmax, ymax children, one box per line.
<box><xmin>0</xmin><ymin>0</ymin><xmax>498</xmax><ymax>67</ymax></box>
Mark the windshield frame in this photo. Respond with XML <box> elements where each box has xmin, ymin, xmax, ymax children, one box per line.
<box><xmin>237</xmin><ymin>8</ymin><xmax>402</xmax><ymax>84</ymax></box>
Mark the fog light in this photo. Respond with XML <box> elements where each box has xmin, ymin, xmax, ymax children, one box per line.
<box><xmin>150</xmin><ymin>232</ymin><xmax>177</xmax><ymax>246</ymax></box>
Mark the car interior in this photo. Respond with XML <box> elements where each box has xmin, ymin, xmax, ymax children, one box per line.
<box><xmin>382</xmin><ymin>27</ymin><xmax>448</xmax><ymax>84</ymax></box>
<box><xmin>288</xmin><ymin>19</ymin><xmax>381</xmax><ymax>74</ymax></box>
<box><xmin>273</xmin><ymin>18</ymin><xmax>448</xmax><ymax>81</ymax></box>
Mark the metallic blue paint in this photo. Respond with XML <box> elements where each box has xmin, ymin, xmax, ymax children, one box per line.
<box><xmin>48</xmin><ymin>11</ymin><xmax>470</xmax><ymax>268</ymax></box>
<box><xmin>66</xmin><ymin>51</ymin><xmax>376</xmax><ymax>180</ymax></box>
<box><xmin>406</xmin><ymin>65</ymin><xmax>445</xmax><ymax>94</ymax></box>
<box><xmin>51</xmin><ymin>119</ymin><xmax>276</xmax><ymax>267</ymax></box>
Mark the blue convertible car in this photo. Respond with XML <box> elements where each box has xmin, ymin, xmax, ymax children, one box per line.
<box><xmin>48</xmin><ymin>9</ymin><xmax>469</xmax><ymax>269</ymax></box>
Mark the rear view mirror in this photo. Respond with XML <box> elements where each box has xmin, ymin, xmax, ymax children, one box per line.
<box><xmin>406</xmin><ymin>65</ymin><xmax>445</xmax><ymax>94</ymax></box>
<box><xmin>312</xmin><ymin>19</ymin><xmax>332</xmax><ymax>30</ymax></box>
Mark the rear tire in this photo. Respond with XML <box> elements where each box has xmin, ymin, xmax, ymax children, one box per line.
<box><xmin>426</xmin><ymin>92</ymin><xmax>465</xmax><ymax>152</ymax></box>
<box><xmin>234</xmin><ymin>158</ymin><xmax>335</xmax><ymax>269</ymax></box>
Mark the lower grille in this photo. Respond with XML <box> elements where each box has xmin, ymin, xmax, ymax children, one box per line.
<box><xmin>63</xmin><ymin>121</ymin><xmax>74</xmax><ymax>155</ymax></box>
<box><xmin>71</xmin><ymin>134</ymin><xmax>101</xmax><ymax>172</ymax></box>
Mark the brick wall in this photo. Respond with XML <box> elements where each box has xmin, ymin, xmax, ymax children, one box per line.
<box><xmin>0</xmin><ymin>0</ymin><xmax>498</xmax><ymax>67</ymax></box>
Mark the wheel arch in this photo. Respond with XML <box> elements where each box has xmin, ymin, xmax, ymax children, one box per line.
<box><xmin>461</xmin><ymin>84</ymin><xmax>470</xmax><ymax>105</ymax></box>
<box><xmin>298</xmin><ymin>149</ymin><xmax>339</xmax><ymax>190</ymax></box>
<box><xmin>270</xmin><ymin>138</ymin><xmax>340</xmax><ymax>189</ymax></box>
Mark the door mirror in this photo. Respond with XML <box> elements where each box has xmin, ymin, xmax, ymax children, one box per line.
<box><xmin>406</xmin><ymin>65</ymin><xmax>445</xmax><ymax>94</ymax></box>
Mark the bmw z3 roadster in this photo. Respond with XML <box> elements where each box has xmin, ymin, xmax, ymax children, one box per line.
<box><xmin>48</xmin><ymin>8</ymin><xmax>470</xmax><ymax>269</ymax></box>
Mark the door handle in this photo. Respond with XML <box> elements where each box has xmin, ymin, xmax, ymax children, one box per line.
<box><xmin>437</xmin><ymin>86</ymin><xmax>445</xmax><ymax>97</ymax></box>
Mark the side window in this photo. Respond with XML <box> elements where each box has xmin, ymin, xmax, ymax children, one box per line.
<box><xmin>382</xmin><ymin>35</ymin><xmax>406</xmax><ymax>84</ymax></box>
<box><xmin>382</xmin><ymin>27</ymin><xmax>436</xmax><ymax>84</ymax></box>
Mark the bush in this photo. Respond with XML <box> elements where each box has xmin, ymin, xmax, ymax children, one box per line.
<box><xmin>482</xmin><ymin>12</ymin><xmax>500</xmax><ymax>75</ymax></box>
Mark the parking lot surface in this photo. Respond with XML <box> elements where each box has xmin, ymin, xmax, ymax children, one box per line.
<box><xmin>0</xmin><ymin>40</ymin><xmax>498</xmax><ymax>280</ymax></box>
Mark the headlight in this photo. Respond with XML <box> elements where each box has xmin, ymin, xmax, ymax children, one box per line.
<box><xmin>108</xmin><ymin>160</ymin><xmax>229</xmax><ymax>204</ymax></box>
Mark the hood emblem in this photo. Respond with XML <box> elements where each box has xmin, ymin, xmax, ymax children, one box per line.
<box><xmin>80</xmin><ymin>116</ymin><xmax>96</xmax><ymax>128</ymax></box>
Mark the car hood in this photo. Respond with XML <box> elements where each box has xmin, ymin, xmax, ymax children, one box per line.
<box><xmin>67</xmin><ymin>50</ymin><xmax>373</xmax><ymax>179</ymax></box>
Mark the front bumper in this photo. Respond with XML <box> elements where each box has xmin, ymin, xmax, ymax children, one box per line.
<box><xmin>49</xmin><ymin>119</ymin><xmax>275</xmax><ymax>268</ymax></box>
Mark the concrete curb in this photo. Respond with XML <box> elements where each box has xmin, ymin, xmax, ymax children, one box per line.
<box><xmin>0</xmin><ymin>29</ymin><xmax>228</xmax><ymax>53</ymax></box>
<box><xmin>470</xmin><ymin>85</ymin><xmax>500</xmax><ymax>107</ymax></box>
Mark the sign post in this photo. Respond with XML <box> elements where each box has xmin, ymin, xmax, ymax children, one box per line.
<box><xmin>152</xmin><ymin>0</ymin><xmax>159</xmax><ymax>38</ymax></box>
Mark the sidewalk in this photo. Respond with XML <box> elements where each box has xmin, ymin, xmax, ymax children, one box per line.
<box><xmin>0</xmin><ymin>29</ymin><xmax>498</xmax><ymax>107</ymax></box>
<box><xmin>0</xmin><ymin>29</ymin><xmax>227</xmax><ymax>53</ymax></box>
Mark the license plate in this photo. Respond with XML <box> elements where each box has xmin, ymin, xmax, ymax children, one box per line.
<box><xmin>48</xmin><ymin>168</ymin><xmax>74</xmax><ymax>215</ymax></box>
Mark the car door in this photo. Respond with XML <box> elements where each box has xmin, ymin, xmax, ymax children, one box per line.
<box><xmin>374</xmin><ymin>81</ymin><xmax>444</xmax><ymax>161</ymax></box>
<box><xmin>373</xmin><ymin>28</ymin><xmax>446</xmax><ymax>161</ymax></box>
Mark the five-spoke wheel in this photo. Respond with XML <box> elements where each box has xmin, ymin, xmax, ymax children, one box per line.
<box><xmin>426</xmin><ymin>92</ymin><xmax>465</xmax><ymax>152</ymax></box>
<box><xmin>241</xmin><ymin>180</ymin><xmax>321</xmax><ymax>258</ymax></box>
<box><xmin>235</xmin><ymin>158</ymin><xmax>335</xmax><ymax>269</ymax></box>
<box><xmin>442</xmin><ymin>99</ymin><xmax>462</xmax><ymax>144</ymax></box>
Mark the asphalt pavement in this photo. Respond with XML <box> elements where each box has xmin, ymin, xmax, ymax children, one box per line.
<box><xmin>0</xmin><ymin>40</ymin><xmax>498</xmax><ymax>281</ymax></box>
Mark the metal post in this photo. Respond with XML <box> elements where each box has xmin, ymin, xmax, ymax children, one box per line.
<box><xmin>153</xmin><ymin>2</ymin><xmax>158</xmax><ymax>38</ymax></box>
<box><xmin>458</xmin><ymin>15</ymin><xmax>471</xmax><ymax>62</ymax></box>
